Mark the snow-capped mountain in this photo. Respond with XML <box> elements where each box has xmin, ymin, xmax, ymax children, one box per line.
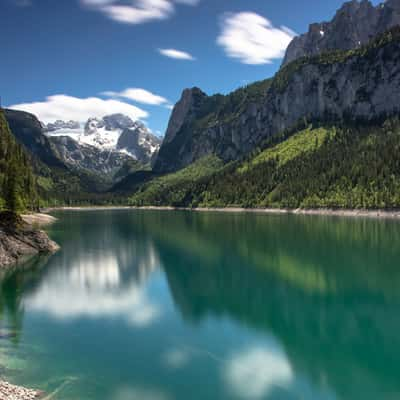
<box><xmin>46</xmin><ymin>120</ymin><xmax>81</xmax><ymax>132</ymax></box>
<box><xmin>44</xmin><ymin>113</ymin><xmax>161</xmax><ymax>164</ymax></box>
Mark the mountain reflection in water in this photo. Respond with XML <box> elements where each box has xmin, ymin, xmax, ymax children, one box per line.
<box><xmin>1</xmin><ymin>210</ymin><xmax>400</xmax><ymax>400</ymax></box>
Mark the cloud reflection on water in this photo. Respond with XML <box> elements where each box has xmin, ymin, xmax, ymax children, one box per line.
<box><xmin>23</xmin><ymin>240</ymin><xmax>163</xmax><ymax>328</ymax></box>
<box><xmin>113</xmin><ymin>386</ymin><xmax>171</xmax><ymax>400</ymax></box>
<box><xmin>224</xmin><ymin>344</ymin><xmax>293</xmax><ymax>399</ymax></box>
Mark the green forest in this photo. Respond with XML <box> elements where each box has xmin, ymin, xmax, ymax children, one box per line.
<box><xmin>129</xmin><ymin>118</ymin><xmax>400</xmax><ymax>209</ymax></box>
<box><xmin>0</xmin><ymin>110</ymin><xmax>38</xmax><ymax>212</ymax></box>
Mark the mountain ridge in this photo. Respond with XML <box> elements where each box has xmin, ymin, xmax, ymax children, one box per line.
<box><xmin>152</xmin><ymin>26</ymin><xmax>400</xmax><ymax>175</ymax></box>
<box><xmin>44</xmin><ymin>113</ymin><xmax>161</xmax><ymax>164</ymax></box>
<box><xmin>282</xmin><ymin>0</ymin><xmax>400</xmax><ymax>66</ymax></box>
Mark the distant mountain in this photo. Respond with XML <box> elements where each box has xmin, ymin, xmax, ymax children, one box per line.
<box><xmin>282</xmin><ymin>0</ymin><xmax>400</xmax><ymax>66</ymax></box>
<box><xmin>3</xmin><ymin>110</ymin><xmax>143</xmax><ymax>202</ymax></box>
<box><xmin>44</xmin><ymin>113</ymin><xmax>161</xmax><ymax>165</ymax></box>
<box><xmin>45</xmin><ymin>120</ymin><xmax>80</xmax><ymax>132</ymax></box>
<box><xmin>48</xmin><ymin>135</ymin><xmax>143</xmax><ymax>180</ymax></box>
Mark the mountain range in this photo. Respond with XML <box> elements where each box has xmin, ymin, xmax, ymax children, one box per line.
<box><xmin>1</xmin><ymin>0</ymin><xmax>400</xmax><ymax>210</ymax></box>
<box><xmin>44</xmin><ymin>114</ymin><xmax>161</xmax><ymax>164</ymax></box>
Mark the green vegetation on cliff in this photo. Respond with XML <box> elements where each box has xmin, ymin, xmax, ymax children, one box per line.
<box><xmin>273</xmin><ymin>25</ymin><xmax>400</xmax><ymax>93</ymax></box>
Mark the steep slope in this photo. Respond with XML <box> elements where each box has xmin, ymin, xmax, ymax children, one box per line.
<box><xmin>5</xmin><ymin>109</ymin><xmax>65</xmax><ymax>168</ymax></box>
<box><xmin>282</xmin><ymin>0</ymin><xmax>400</xmax><ymax>67</ymax></box>
<box><xmin>153</xmin><ymin>80</ymin><xmax>272</xmax><ymax>173</ymax></box>
<box><xmin>154</xmin><ymin>27</ymin><xmax>400</xmax><ymax>174</ymax></box>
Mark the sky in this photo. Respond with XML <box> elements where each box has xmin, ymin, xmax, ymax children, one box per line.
<box><xmin>0</xmin><ymin>0</ymin><xmax>381</xmax><ymax>136</ymax></box>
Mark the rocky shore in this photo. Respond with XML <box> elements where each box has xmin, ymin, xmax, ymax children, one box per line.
<box><xmin>44</xmin><ymin>206</ymin><xmax>400</xmax><ymax>220</ymax></box>
<box><xmin>0</xmin><ymin>381</ymin><xmax>43</xmax><ymax>399</ymax></box>
<box><xmin>0</xmin><ymin>211</ymin><xmax>59</xmax><ymax>269</ymax></box>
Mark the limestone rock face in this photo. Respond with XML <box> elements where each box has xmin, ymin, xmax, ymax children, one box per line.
<box><xmin>154</xmin><ymin>31</ymin><xmax>400</xmax><ymax>173</ymax></box>
<box><xmin>282</xmin><ymin>0</ymin><xmax>400</xmax><ymax>67</ymax></box>
<box><xmin>153</xmin><ymin>88</ymin><xmax>207</xmax><ymax>173</ymax></box>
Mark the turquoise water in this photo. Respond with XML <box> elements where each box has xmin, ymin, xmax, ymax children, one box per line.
<box><xmin>1</xmin><ymin>210</ymin><xmax>400</xmax><ymax>399</ymax></box>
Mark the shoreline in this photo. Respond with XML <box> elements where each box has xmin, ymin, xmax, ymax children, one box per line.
<box><xmin>21</xmin><ymin>213</ymin><xmax>58</xmax><ymax>227</ymax></box>
<box><xmin>0</xmin><ymin>212</ymin><xmax>59</xmax><ymax>270</ymax></box>
<box><xmin>42</xmin><ymin>206</ymin><xmax>400</xmax><ymax>219</ymax></box>
<box><xmin>0</xmin><ymin>380</ymin><xmax>43</xmax><ymax>399</ymax></box>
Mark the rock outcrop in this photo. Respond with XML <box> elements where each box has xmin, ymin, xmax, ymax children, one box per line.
<box><xmin>282</xmin><ymin>0</ymin><xmax>400</xmax><ymax>67</ymax></box>
<box><xmin>154</xmin><ymin>28</ymin><xmax>400</xmax><ymax>173</ymax></box>
<box><xmin>116</xmin><ymin>122</ymin><xmax>161</xmax><ymax>164</ymax></box>
<box><xmin>153</xmin><ymin>88</ymin><xmax>207</xmax><ymax>172</ymax></box>
<box><xmin>0</xmin><ymin>212</ymin><xmax>59</xmax><ymax>269</ymax></box>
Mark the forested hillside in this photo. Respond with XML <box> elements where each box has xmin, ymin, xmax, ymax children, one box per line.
<box><xmin>129</xmin><ymin>118</ymin><xmax>400</xmax><ymax>209</ymax></box>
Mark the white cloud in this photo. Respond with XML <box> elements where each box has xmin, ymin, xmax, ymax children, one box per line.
<box><xmin>13</xmin><ymin>0</ymin><xmax>32</xmax><ymax>6</ymax></box>
<box><xmin>9</xmin><ymin>94</ymin><xmax>148</xmax><ymax>123</ymax></box>
<box><xmin>81</xmin><ymin>0</ymin><xmax>199</xmax><ymax>25</ymax></box>
<box><xmin>224</xmin><ymin>345</ymin><xmax>293</xmax><ymax>399</ymax></box>
<box><xmin>217</xmin><ymin>12</ymin><xmax>296</xmax><ymax>65</ymax></box>
<box><xmin>103</xmin><ymin>88</ymin><xmax>169</xmax><ymax>106</ymax></box>
<box><xmin>158</xmin><ymin>48</ymin><xmax>195</xmax><ymax>60</ymax></box>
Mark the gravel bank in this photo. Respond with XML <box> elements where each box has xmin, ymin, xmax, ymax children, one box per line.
<box><xmin>0</xmin><ymin>381</ymin><xmax>43</xmax><ymax>399</ymax></box>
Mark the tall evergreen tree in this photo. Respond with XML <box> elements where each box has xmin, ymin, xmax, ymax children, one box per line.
<box><xmin>0</xmin><ymin>109</ymin><xmax>37</xmax><ymax>213</ymax></box>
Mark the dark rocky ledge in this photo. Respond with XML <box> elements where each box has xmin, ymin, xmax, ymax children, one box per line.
<box><xmin>0</xmin><ymin>211</ymin><xmax>59</xmax><ymax>269</ymax></box>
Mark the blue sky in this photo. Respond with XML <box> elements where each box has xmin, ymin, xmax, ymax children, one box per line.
<box><xmin>1</xmin><ymin>0</ymin><xmax>381</xmax><ymax>135</ymax></box>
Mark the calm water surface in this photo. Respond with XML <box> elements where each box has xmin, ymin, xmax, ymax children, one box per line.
<box><xmin>1</xmin><ymin>210</ymin><xmax>400</xmax><ymax>399</ymax></box>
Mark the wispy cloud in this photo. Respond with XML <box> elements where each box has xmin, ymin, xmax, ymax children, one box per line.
<box><xmin>9</xmin><ymin>94</ymin><xmax>148</xmax><ymax>123</ymax></box>
<box><xmin>81</xmin><ymin>0</ymin><xmax>200</xmax><ymax>25</ymax></box>
<box><xmin>13</xmin><ymin>0</ymin><xmax>32</xmax><ymax>6</ymax></box>
<box><xmin>102</xmin><ymin>88</ymin><xmax>169</xmax><ymax>106</ymax></box>
<box><xmin>158</xmin><ymin>48</ymin><xmax>195</xmax><ymax>60</ymax></box>
<box><xmin>217</xmin><ymin>12</ymin><xmax>295</xmax><ymax>65</ymax></box>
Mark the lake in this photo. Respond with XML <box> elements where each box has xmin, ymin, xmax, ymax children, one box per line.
<box><xmin>1</xmin><ymin>210</ymin><xmax>400</xmax><ymax>399</ymax></box>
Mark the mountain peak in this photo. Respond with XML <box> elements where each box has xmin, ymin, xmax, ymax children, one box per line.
<box><xmin>282</xmin><ymin>0</ymin><xmax>400</xmax><ymax>67</ymax></box>
<box><xmin>162</xmin><ymin>87</ymin><xmax>207</xmax><ymax>144</ymax></box>
<box><xmin>44</xmin><ymin>113</ymin><xmax>160</xmax><ymax>164</ymax></box>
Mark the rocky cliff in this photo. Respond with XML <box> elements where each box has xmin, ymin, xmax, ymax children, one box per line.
<box><xmin>154</xmin><ymin>27</ymin><xmax>400</xmax><ymax>173</ymax></box>
<box><xmin>5</xmin><ymin>109</ymin><xmax>65</xmax><ymax>168</ymax></box>
<box><xmin>0</xmin><ymin>212</ymin><xmax>59</xmax><ymax>268</ymax></box>
<box><xmin>282</xmin><ymin>0</ymin><xmax>400</xmax><ymax>67</ymax></box>
<box><xmin>154</xmin><ymin>88</ymin><xmax>207</xmax><ymax>172</ymax></box>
